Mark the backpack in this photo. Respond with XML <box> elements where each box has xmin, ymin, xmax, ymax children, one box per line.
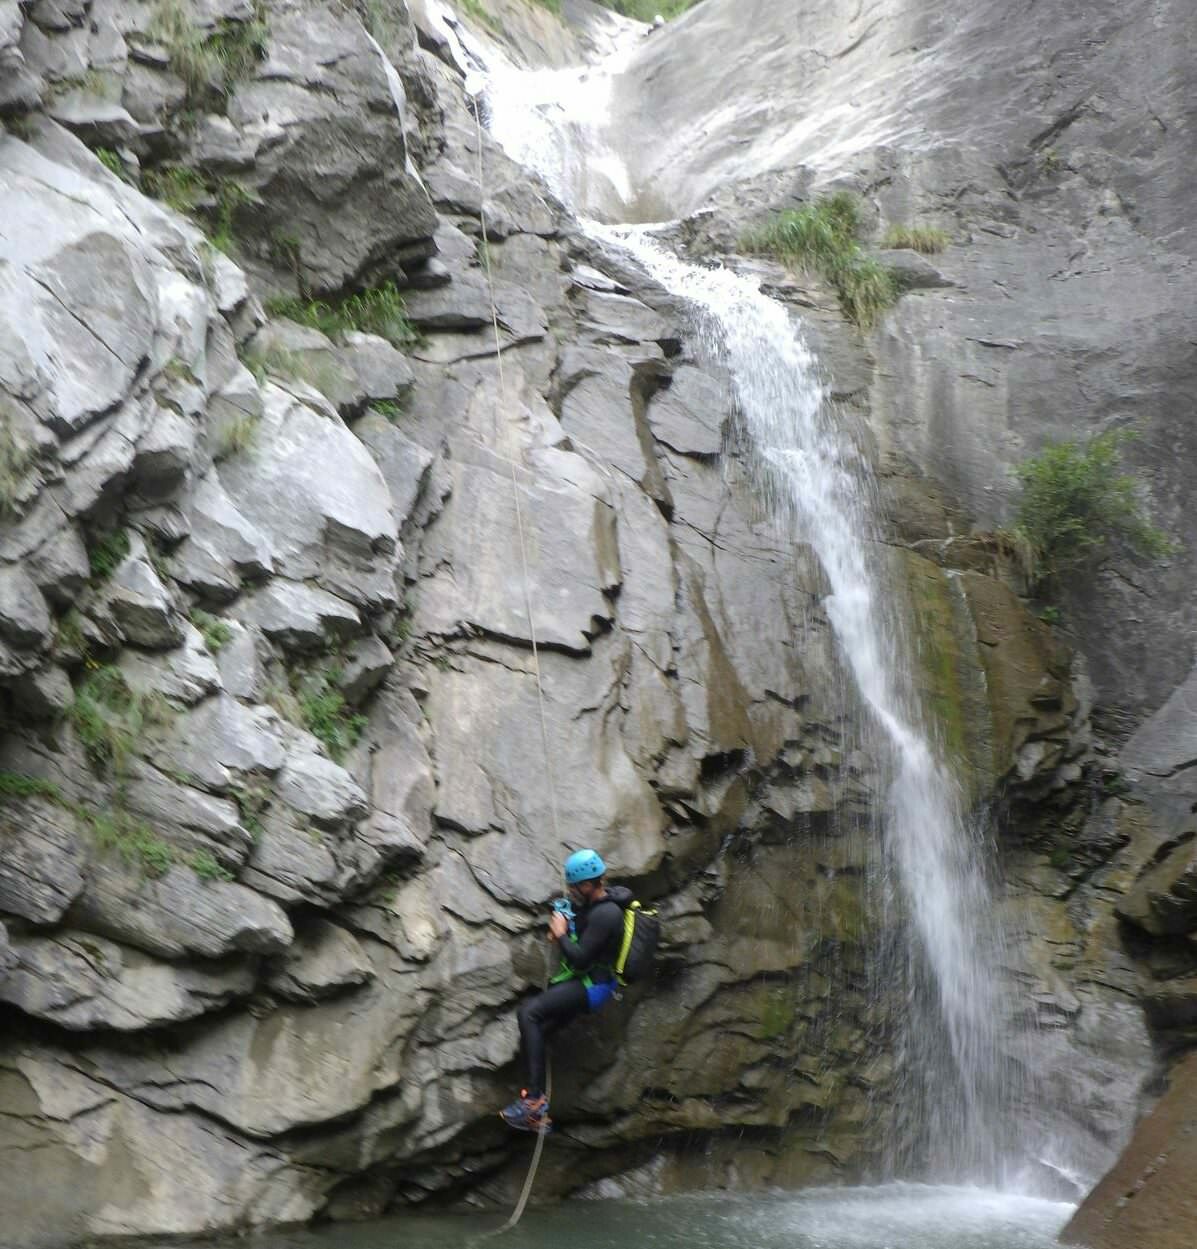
<box><xmin>613</xmin><ymin>899</ymin><xmax>660</xmax><ymax>986</ymax></box>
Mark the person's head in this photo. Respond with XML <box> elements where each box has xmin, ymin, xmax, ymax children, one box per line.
<box><xmin>563</xmin><ymin>848</ymin><xmax>606</xmax><ymax>904</ymax></box>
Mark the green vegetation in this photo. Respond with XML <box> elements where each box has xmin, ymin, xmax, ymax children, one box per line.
<box><xmin>297</xmin><ymin>670</ymin><xmax>367</xmax><ymax>763</ymax></box>
<box><xmin>881</xmin><ymin>224</ymin><xmax>951</xmax><ymax>254</ymax></box>
<box><xmin>231</xmin><ymin>784</ymin><xmax>268</xmax><ymax>842</ymax></box>
<box><xmin>528</xmin><ymin>0</ymin><xmax>562</xmax><ymax>14</ymax></box>
<box><xmin>596</xmin><ymin>0</ymin><xmax>702</xmax><ymax>18</ymax></box>
<box><xmin>0</xmin><ymin>771</ymin><xmax>65</xmax><ymax>803</ymax></box>
<box><xmin>92</xmin><ymin>808</ymin><xmax>175</xmax><ymax>878</ymax></box>
<box><xmin>95</xmin><ymin>147</ymin><xmax>126</xmax><ymax>179</ymax></box>
<box><xmin>1014</xmin><ymin>429</ymin><xmax>1175</xmax><ymax>583</ymax></box>
<box><xmin>142</xmin><ymin>167</ymin><xmax>253</xmax><ymax>255</ymax></box>
<box><xmin>742</xmin><ymin>193</ymin><xmax>899</xmax><ymax>329</ymax></box>
<box><xmin>189</xmin><ymin>848</ymin><xmax>235</xmax><ymax>882</ymax></box>
<box><xmin>87</xmin><ymin>528</ymin><xmax>131</xmax><ymax>581</ymax></box>
<box><xmin>0</xmin><ymin>420</ymin><xmax>35</xmax><ymax>519</ymax></box>
<box><xmin>458</xmin><ymin>0</ymin><xmax>501</xmax><ymax>32</ymax></box>
<box><xmin>372</xmin><ymin>399</ymin><xmax>404</xmax><ymax>422</ymax></box>
<box><xmin>190</xmin><ymin>609</ymin><xmax>233</xmax><ymax>653</ymax></box>
<box><xmin>68</xmin><ymin>665</ymin><xmax>171</xmax><ymax>773</ymax></box>
<box><xmin>266</xmin><ymin>281</ymin><xmax>418</xmax><ymax>349</ymax></box>
<box><xmin>150</xmin><ymin>0</ymin><xmax>268</xmax><ymax>104</ymax></box>
<box><xmin>242</xmin><ymin>343</ymin><xmax>343</xmax><ymax>399</ymax></box>
<box><xmin>758</xmin><ymin>985</ymin><xmax>796</xmax><ymax>1040</ymax></box>
<box><xmin>54</xmin><ymin>610</ymin><xmax>88</xmax><ymax>658</ymax></box>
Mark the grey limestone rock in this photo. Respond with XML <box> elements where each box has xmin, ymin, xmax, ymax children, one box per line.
<box><xmin>339</xmin><ymin>330</ymin><xmax>416</xmax><ymax>405</ymax></box>
<box><xmin>337</xmin><ymin>635</ymin><xmax>394</xmax><ymax>703</ymax></box>
<box><xmin>1117</xmin><ymin>836</ymin><xmax>1197</xmax><ymax>938</ymax></box>
<box><xmin>174</xmin><ymin>471</ymin><xmax>274</xmax><ymax>600</ymax></box>
<box><xmin>275</xmin><ymin>750</ymin><xmax>368</xmax><ymax>828</ymax></box>
<box><xmin>0</xmin><ymin>920</ymin><xmax>14</xmax><ymax>985</ymax></box>
<box><xmin>119</xmin><ymin>622</ymin><xmax>222</xmax><ymax>706</ymax></box>
<box><xmin>73</xmin><ymin>858</ymin><xmax>293</xmax><ymax>961</ymax></box>
<box><xmin>645</xmin><ymin>365</ymin><xmax>726</xmax><ymax>459</ymax></box>
<box><xmin>219</xmin><ymin>385</ymin><xmax>399</xmax><ymax>610</ymax></box>
<box><xmin>234</xmin><ymin>580</ymin><xmax>361</xmax><ymax>653</ymax></box>
<box><xmin>0</xmin><ymin>797</ymin><xmax>87</xmax><ymax>925</ymax></box>
<box><xmin>26</xmin><ymin>525</ymin><xmax>90</xmax><ymax>608</ymax></box>
<box><xmin>266</xmin><ymin>918</ymin><xmax>373</xmax><ymax>1002</ymax></box>
<box><xmin>156</xmin><ymin>694</ymin><xmax>287</xmax><ymax>791</ymax></box>
<box><xmin>98</xmin><ymin>533</ymin><xmax>184</xmax><ymax>649</ymax></box>
<box><xmin>354</xmin><ymin>413</ymin><xmax>434</xmax><ymax>529</ymax></box>
<box><xmin>0</xmin><ymin>564</ymin><xmax>52</xmax><ymax>651</ymax></box>
<box><xmin>0</xmin><ymin>930</ymin><xmax>256</xmax><ymax>1031</ymax></box>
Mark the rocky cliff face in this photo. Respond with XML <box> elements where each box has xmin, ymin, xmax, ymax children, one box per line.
<box><xmin>0</xmin><ymin>0</ymin><xmax>1191</xmax><ymax>1245</ymax></box>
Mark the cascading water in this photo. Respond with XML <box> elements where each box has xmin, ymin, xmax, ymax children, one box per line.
<box><xmin>434</xmin><ymin>2</ymin><xmax>1063</xmax><ymax>1188</ymax></box>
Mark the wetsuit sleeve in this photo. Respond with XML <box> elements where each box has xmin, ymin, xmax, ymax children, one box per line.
<box><xmin>556</xmin><ymin>901</ymin><xmax>623</xmax><ymax>973</ymax></box>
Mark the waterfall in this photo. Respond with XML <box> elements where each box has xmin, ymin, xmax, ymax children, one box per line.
<box><xmin>449</xmin><ymin>5</ymin><xmax>1043</xmax><ymax>1186</ymax></box>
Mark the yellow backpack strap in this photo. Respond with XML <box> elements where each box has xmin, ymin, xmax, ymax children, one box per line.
<box><xmin>615</xmin><ymin>901</ymin><xmax>639</xmax><ymax>984</ymax></box>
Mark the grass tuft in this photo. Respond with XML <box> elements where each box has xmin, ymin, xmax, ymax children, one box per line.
<box><xmin>0</xmin><ymin>771</ymin><xmax>65</xmax><ymax>803</ymax></box>
<box><xmin>87</xmin><ymin>528</ymin><xmax>131</xmax><ymax>581</ymax></box>
<box><xmin>92</xmin><ymin>808</ymin><xmax>175</xmax><ymax>878</ymax></box>
<box><xmin>150</xmin><ymin>0</ymin><xmax>268</xmax><ymax>105</ymax></box>
<box><xmin>297</xmin><ymin>670</ymin><xmax>367</xmax><ymax>763</ymax></box>
<box><xmin>265</xmin><ymin>281</ymin><xmax>419</xmax><ymax>349</ymax></box>
<box><xmin>68</xmin><ymin>665</ymin><xmax>172</xmax><ymax>774</ymax></box>
<box><xmin>189</xmin><ymin>848</ymin><xmax>235</xmax><ymax>882</ymax></box>
<box><xmin>212</xmin><ymin>413</ymin><xmax>260</xmax><ymax>461</ymax></box>
<box><xmin>881</xmin><ymin>224</ymin><xmax>951</xmax><ymax>254</ymax></box>
<box><xmin>742</xmin><ymin>193</ymin><xmax>899</xmax><ymax>329</ymax></box>
<box><xmin>190</xmin><ymin>609</ymin><xmax>233</xmax><ymax>653</ymax></box>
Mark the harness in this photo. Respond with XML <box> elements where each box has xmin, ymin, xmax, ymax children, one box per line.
<box><xmin>549</xmin><ymin>897</ymin><xmax>620</xmax><ymax>990</ymax></box>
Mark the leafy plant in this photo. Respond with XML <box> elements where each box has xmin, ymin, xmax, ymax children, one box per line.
<box><xmin>241</xmin><ymin>343</ymin><xmax>343</xmax><ymax>398</ymax></box>
<box><xmin>142</xmin><ymin>164</ymin><xmax>206</xmax><ymax>214</ymax></box>
<box><xmin>231</xmin><ymin>784</ymin><xmax>269</xmax><ymax>842</ymax></box>
<box><xmin>266</xmin><ymin>281</ymin><xmax>419</xmax><ymax>349</ymax></box>
<box><xmin>87</xmin><ymin>528</ymin><xmax>131</xmax><ymax>581</ymax></box>
<box><xmin>742</xmin><ymin>193</ymin><xmax>899</xmax><ymax>329</ymax></box>
<box><xmin>190</xmin><ymin>609</ymin><xmax>233</xmax><ymax>653</ymax></box>
<box><xmin>458</xmin><ymin>0</ymin><xmax>502</xmax><ymax>32</ymax></box>
<box><xmin>881</xmin><ymin>224</ymin><xmax>951</xmax><ymax>254</ymax></box>
<box><xmin>595</xmin><ymin>0</ymin><xmax>700</xmax><ymax>17</ymax></box>
<box><xmin>297</xmin><ymin>670</ymin><xmax>367</xmax><ymax>763</ymax></box>
<box><xmin>1014</xmin><ymin>429</ymin><xmax>1176</xmax><ymax>583</ymax></box>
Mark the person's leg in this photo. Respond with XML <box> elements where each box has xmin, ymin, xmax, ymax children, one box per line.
<box><xmin>516</xmin><ymin>979</ymin><xmax>588</xmax><ymax>1098</ymax></box>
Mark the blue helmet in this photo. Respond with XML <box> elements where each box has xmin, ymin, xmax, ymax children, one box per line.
<box><xmin>563</xmin><ymin>849</ymin><xmax>606</xmax><ymax>885</ymax></box>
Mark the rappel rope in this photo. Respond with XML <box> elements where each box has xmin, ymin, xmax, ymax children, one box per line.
<box><xmin>467</xmin><ymin>85</ymin><xmax>559</xmax><ymax>1240</ymax></box>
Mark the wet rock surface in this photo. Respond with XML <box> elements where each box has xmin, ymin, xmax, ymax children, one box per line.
<box><xmin>0</xmin><ymin>0</ymin><xmax>1191</xmax><ymax>1244</ymax></box>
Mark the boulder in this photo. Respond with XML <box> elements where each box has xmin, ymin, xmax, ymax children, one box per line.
<box><xmin>0</xmin><ymin>564</ymin><xmax>52</xmax><ymax>651</ymax></box>
<box><xmin>155</xmin><ymin>695</ymin><xmax>287</xmax><ymax>791</ymax></box>
<box><xmin>233</xmin><ymin>580</ymin><xmax>361</xmax><ymax>653</ymax></box>
<box><xmin>275</xmin><ymin>750</ymin><xmax>368</xmax><ymax>828</ymax></box>
<box><xmin>119</xmin><ymin>622</ymin><xmax>222</xmax><ymax>706</ymax></box>
<box><xmin>26</xmin><ymin>525</ymin><xmax>90</xmax><ymax>609</ymax></box>
<box><xmin>99</xmin><ymin>533</ymin><xmax>184</xmax><ymax>649</ymax></box>
<box><xmin>1061</xmin><ymin>1052</ymin><xmax>1197</xmax><ymax>1249</ymax></box>
<box><xmin>173</xmin><ymin>470</ymin><xmax>274</xmax><ymax>600</ymax></box>
<box><xmin>355</xmin><ymin>414</ymin><xmax>435</xmax><ymax>529</ymax></box>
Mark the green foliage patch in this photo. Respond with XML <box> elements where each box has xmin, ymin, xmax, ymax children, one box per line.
<box><xmin>297</xmin><ymin>670</ymin><xmax>367</xmax><ymax>763</ymax></box>
<box><xmin>86</xmin><ymin>528</ymin><xmax>131</xmax><ymax>581</ymax></box>
<box><xmin>150</xmin><ymin>0</ymin><xmax>268</xmax><ymax>104</ymax></box>
<box><xmin>190</xmin><ymin>609</ymin><xmax>233</xmax><ymax>653</ymax></box>
<box><xmin>266</xmin><ymin>281</ymin><xmax>418</xmax><ymax>349</ymax></box>
<box><xmin>1014</xmin><ymin>429</ymin><xmax>1175</xmax><ymax>583</ymax></box>
<box><xmin>68</xmin><ymin>665</ymin><xmax>171</xmax><ymax>773</ymax></box>
<box><xmin>742</xmin><ymin>193</ymin><xmax>899</xmax><ymax>329</ymax></box>
<box><xmin>595</xmin><ymin>0</ymin><xmax>701</xmax><ymax>18</ymax></box>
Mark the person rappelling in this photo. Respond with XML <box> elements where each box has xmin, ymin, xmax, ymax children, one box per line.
<box><xmin>500</xmin><ymin>849</ymin><xmax>659</xmax><ymax>1132</ymax></box>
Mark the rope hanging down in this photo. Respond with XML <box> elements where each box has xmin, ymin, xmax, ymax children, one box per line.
<box><xmin>467</xmin><ymin>86</ymin><xmax>558</xmax><ymax>1239</ymax></box>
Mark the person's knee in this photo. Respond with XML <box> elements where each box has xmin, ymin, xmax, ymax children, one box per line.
<box><xmin>518</xmin><ymin>996</ymin><xmax>544</xmax><ymax>1031</ymax></box>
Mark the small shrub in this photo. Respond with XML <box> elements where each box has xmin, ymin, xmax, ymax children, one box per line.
<box><xmin>92</xmin><ymin>808</ymin><xmax>175</xmax><ymax>878</ymax></box>
<box><xmin>207</xmin><ymin>178</ymin><xmax>253</xmax><ymax>255</ymax></box>
<box><xmin>189</xmin><ymin>849</ymin><xmax>235</xmax><ymax>882</ymax></box>
<box><xmin>458</xmin><ymin>0</ymin><xmax>502</xmax><ymax>32</ymax></box>
<box><xmin>190</xmin><ymin>609</ymin><xmax>233</xmax><ymax>652</ymax></box>
<box><xmin>87</xmin><ymin>528</ymin><xmax>131</xmax><ymax>581</ymax></box>
<box><xmin>54</xmin><ymin>610</ymin><xmax>88</xmax><ymax>658</ymax></box>
<box><xmin>0</xmin><ymin>421</ymin><xmax>35</xmax><ymax>519</ymax></box>
<box><xmin>231</xmin><ymin>784</ymin><xmax>269</xmax><ymax>841</ymax></box>
<box><xmin>1014</xmin><ymin>429</ymin><xmax>1176</xmax><ymax>582</ymax></box>
<box><xmin>0</xmin><ymin>771</ymin><xmax>65</xmax><ymax>803</ymax></box>
<box><xmin>742</xmin><ymin>193</ymin><xmax>899</xmax><ymax>329</ymax></box>
<box><xmin>881</xmin><ymin>224</ymin><xmax>951</xmax><ymax>254</ymax></box>
<box><xmin>298</xmin><ymin>671</ymin><xmax>367</xmax><ymax>763</ymax></box>
<box><xmin>266</xmin><ymin>281</ymin><xmax>418</xmax><ymax>349</ymax></box>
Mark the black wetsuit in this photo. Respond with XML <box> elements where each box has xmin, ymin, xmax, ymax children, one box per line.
<box><xmin>517</xmin><ymin>886</ymin><xmax>630</xmax><ymax>1098</ymax></box>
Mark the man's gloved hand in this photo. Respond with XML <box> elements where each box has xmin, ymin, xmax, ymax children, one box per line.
<box><xmin>548</xmin><ymin>910</ymin><xmax>569</xmax><ymax>940</ymax></box>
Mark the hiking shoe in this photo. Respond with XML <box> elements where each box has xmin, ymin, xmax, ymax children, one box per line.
<box><xmin>500</xmin><ymin>1091</ymin><xmax>551</xmax><ymax>1133</ymax></box>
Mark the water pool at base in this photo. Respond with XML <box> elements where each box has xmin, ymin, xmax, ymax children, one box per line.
<box><xmin>143</xmin><ymin>1184</ymin><xmax>1078</xmax><ymax>1249</ymax></box>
